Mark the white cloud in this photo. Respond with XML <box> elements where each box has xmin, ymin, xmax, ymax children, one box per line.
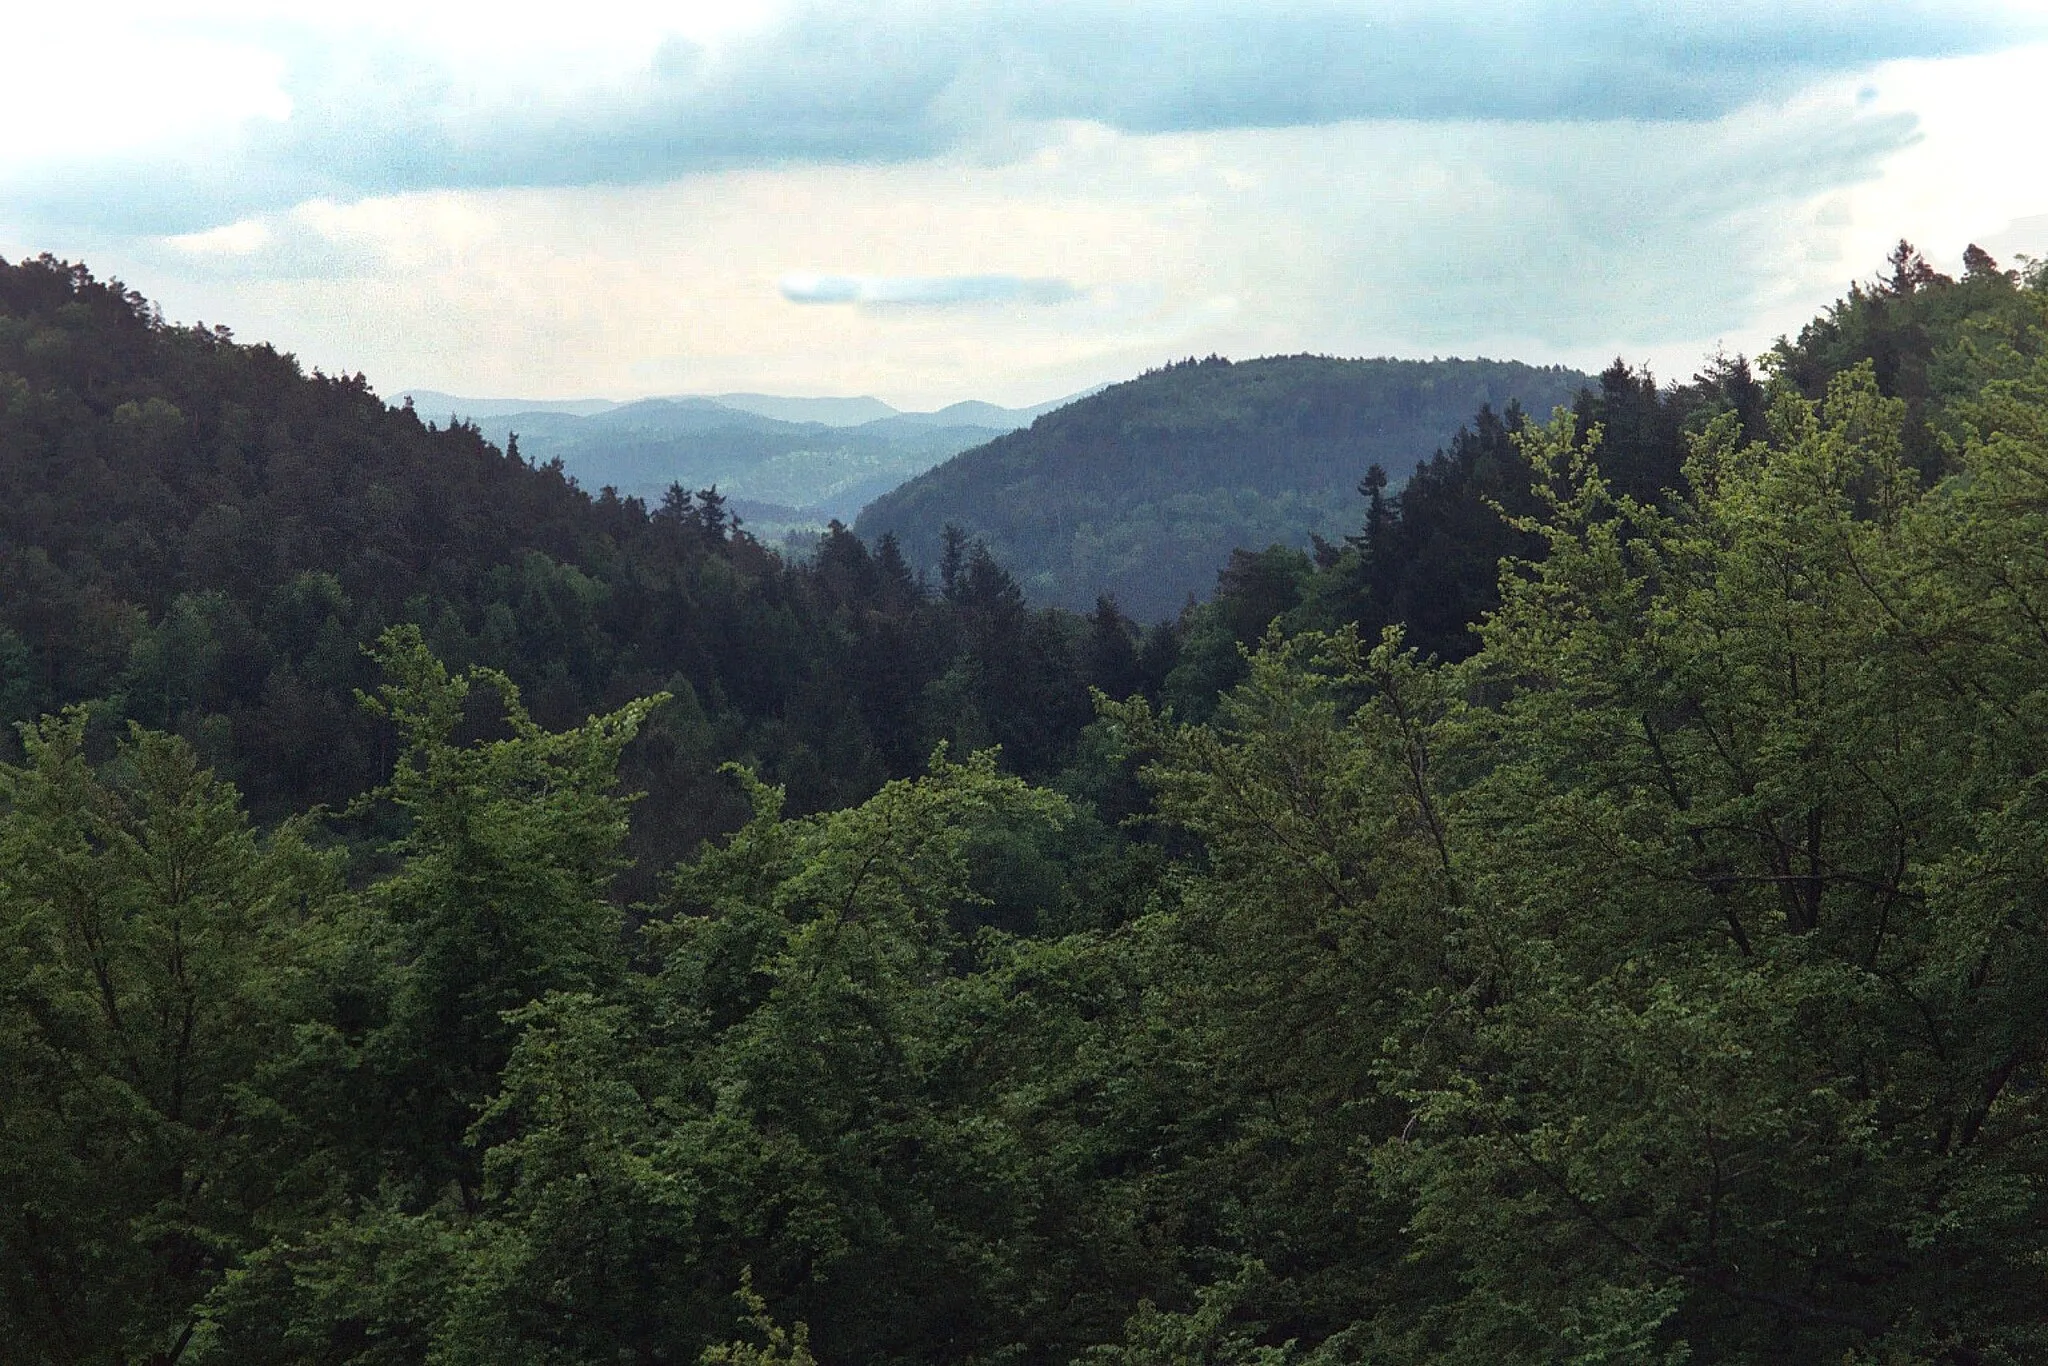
<box><xmin>779</xmin><ymin>274</ymin><xmax>1083</xmax><ymax>305</ymax></box>
<box><xmin>0</xmin><ymin>13</ymin><xmax>290</xmax><ymax>163</ymax></box>
<box><xmin>3</xmin><ymin>0</ymin><xmax>2038</xmax><ymax>235</ymax></box>
<box><xmin>7</xmin><ymin>13</ymin><xmax>2047</xmax><ymax>407</ymax></box>
<box><xmin>165</xmin><ymin>220</ymin><xmax>274</xmax><ymax>257</ymax></box>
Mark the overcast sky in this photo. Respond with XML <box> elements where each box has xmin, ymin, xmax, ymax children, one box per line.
<box><xmin>6</xmin><ymin>1</ymin><xmax>2048</xmax><ymax>408</ymax></box>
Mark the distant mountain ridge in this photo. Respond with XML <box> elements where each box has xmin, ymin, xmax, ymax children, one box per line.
<box><xmin>400</xmin><ymin>391</ymin><xmax>621</xmax><ymax>418</ymax></box>
<box><xmin>855</xmin><ymin>354</ymin><xmax>1591</xmax><ymax>620</ymax></box>
<box><xmin>397</xmin><ymin>387</ymin><xmax>1093</xmax><ymax>532</ymax></box>
<box><xmin>398</xmin><ymin>389</ymin><xmax>1086</xmax><ymax>430</ymax></box>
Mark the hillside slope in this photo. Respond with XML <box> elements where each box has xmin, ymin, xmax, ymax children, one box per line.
<box><xmin>855</xmin><ymin>354</ymin><xmax>1588</xmax><ymax>618</ymax></box>
<box><xmin>0</xmin><ymin>256</ymin><xmax>1119</xmax><ymax>880</ymax></box>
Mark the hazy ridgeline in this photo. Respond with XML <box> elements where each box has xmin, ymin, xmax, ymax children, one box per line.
<box><xmin>409</xmin><ymin>389</ymin><xmax>1078</xmax><ymax>542</ymax></box>
<box><xmin>7</xmin><ymin>244</ymin><xmax>2048</xmax><ymax>1365</ymax></box>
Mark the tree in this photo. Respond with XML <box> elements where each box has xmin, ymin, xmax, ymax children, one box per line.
<box><xmin>1112</xmin><ymin>354</ymin><xmax>2048</xmax><ymax>1361</ymax></box>
<box><xmin>1960</xmin><ymin>242</ymin><xmax>2003</xmax><ymax>280</ymax></box>
<box><xmin>350</xmin><ymin>626</ymin><xmax>667</xmax><ymax>1203</ymax></box>
<box><xmin>194</xmin><ymin>631</ymin><xmax>669</xmax><ymax>1363</ymax></box>
<box><xmin>697</xmin><ymin>487</ymin><xmax>731</xmax><ymax>544</ymax></box>
<box><xmin>1376</xmin><ymin>373</ymin><xmax>2048</xmax><ymax>1361</ymax></box>
<box><xmin>939</xmin><ymin>525</ymin><xmax>968</xmax><ymax>601</ymax></box>
<box><xmin>1885</xmin><ymin>238</ymin><xmax>1950</xmax><ymax>295</ymax></box>
<box><xmin>1083</xmin><ymin>596</ymin><xmax>1144</xmax><ymax>701</ymax></box>
<box><xmin>1349</xmin><ymin>464</ymin><xmax>1390</xmax><ymax>554</ymax></box>
<box><xmin>0</xmin><ymin>713</ymin><xmax>336</xmax><ymax>1365</ymax></box>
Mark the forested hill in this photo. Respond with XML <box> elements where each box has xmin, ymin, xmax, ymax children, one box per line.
<box><xmin>0</xmin><ymin>255</ymin><xmax>1137</xmax><ymax>886</ymax></box>
<box><xmin>855</xmin><ymin>353</ymin><xmax>1587</xmax><ymax>618</ymax></box>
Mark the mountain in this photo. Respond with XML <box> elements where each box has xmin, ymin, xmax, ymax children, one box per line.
<box><xmin>854</xmin><ymin>354</ymin><xmax>1590</xmax><ymax>620</ymax></box>
<box><xmin>401</xmin><ymin>389</ymin><xmax>620</xmax><ymax>418</ymax></box>
<box><xmin>700</xmin><ymin>392</ymin><xmax>899</xmax><ymax>425</ymax></box>
<box><xmin>691</xmin><ymin>391</ymin><xmax>1086</xmax><ymax>429</ymax></box>
<box><xmin>482</xmin><ymin>404</ymin><xmax>1009</xmax><ymax>531</ymax></box>
<box><xmin>880</xmin><ymin>392</ymin><xmax>1100</xmax><ymax>428</ymax></box>
<box><xmin>402</xmin><ymin>390</ymin><xmax>1087</xmax><ymax>533</ymax></box>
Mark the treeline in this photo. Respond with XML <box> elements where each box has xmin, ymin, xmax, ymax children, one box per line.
<box><xmin>7</xmin><ymin>244</ymin><xmax>2048</xmax><ymax>1365</ymax></box>
<box><xmin>1173</xmin><ymin>240</ymin><xmax>2027</xmax><ymax>685</ymax></box>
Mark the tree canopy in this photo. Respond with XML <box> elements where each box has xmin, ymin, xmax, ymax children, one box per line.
<box><xmin>6</xmin><ymin>243</ymin><xmax>2048</xmax><ymax>1365</ymax></box>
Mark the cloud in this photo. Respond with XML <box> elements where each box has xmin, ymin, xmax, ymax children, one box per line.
<box><xmin>779</xmin><ymin>273</ymin><xmax>1082</xmax><ymax>306</ymax></box>
<box><xmin>10</xmin><ymin>23</ymin><xmax>2047</xmax><ymax>415</ymax></box>
<box><xmin>1308</xmin><ymin>104</ymin><xmax>1925</xmax><ymax>349</ymax></box>
<box><xmin>144</xmin><ymin>206</ymin><xmax>385</xmax><ymax>281</ymax></box>
<box><xmin>52</xmin><ymin>77</ymin><xmax>1945</xmax><ymax>409</ymax></box>
<box><xmin>2</xmin><ymin>0</ymin><xmax>2038</xmax><ymax>234</ymax></box>
<box><xmin>1981</xmin><ymin>213</ymin><xmax>2048</xmax><ymax>263</ymax></box>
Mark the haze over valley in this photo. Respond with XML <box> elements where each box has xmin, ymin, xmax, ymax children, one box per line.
<box><xmin>401</xmin><ymin>387</ymin><xmax>1083</xmax><ymax>538</ymax></box>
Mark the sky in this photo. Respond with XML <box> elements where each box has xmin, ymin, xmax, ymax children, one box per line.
<box><xmin>5</xmin><ymin>1</ymin><xmax>2048</xmax><ymax>409</ymax></box>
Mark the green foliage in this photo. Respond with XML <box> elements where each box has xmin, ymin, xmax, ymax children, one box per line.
<box><xmin>642</xmin><ymin>751</ymin><xmax>1081</xmax><ymax>1361</ymax></box>
<box><xmin>1083</xmin><ymin>1264</ymin><xmax>1297</xmax><ymax>1366</ymax></box>
<box><xmin>1089</xmin><ymin>269</ymin><xmax>2048</xmax><ymax>1360</ymax></box>
<box><xmin>351</xmin><ymin>625</ymin><xmax>667</xmax><ymax>1199</ymax></box>
<box><xmin>8</xmin><ymin>243</ymin><xmax>2048</xmax><ymax>1366</ymax></box>
<box><xmin>1353</xmin><ymin>359</ymin><xmax>2047</xmax><ymax>1360</ymax></box>
<box><xmin>0</xmin><ymin>711</ymin><xmax>338</xmax><ymax>1364</ymax></box>
<box><xmin>700</xmin><ymin>1272</ymin><xmax>817</xmax><ymax>1366</ymax></box>
<box><xmin>188</xmin><ymin>637</ymin><xmax>674</xmax><ymax>1365</ymax></box>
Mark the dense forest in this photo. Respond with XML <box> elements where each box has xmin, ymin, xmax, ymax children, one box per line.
<box><xmin>0</xmin><ymin>254</ymin><xmax>1159</xmax><ymax>896</ymax></box>
<box><xmin>7</xmin><ymin>240</ymin><xmax>2048</xmax><ymax>1365</ymax></box>
<box><xmin>856</xmin><ymin>355</ymin><xmax>1587</xmax><ymax>619</ymax></box>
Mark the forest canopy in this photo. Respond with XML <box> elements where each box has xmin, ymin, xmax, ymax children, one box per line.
<box><xmin>5</xmin><ymin>242</ymin><xmax>2048</xmax><ymax>1365</ymax></box>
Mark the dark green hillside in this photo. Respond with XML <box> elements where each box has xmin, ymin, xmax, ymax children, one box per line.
<box><xmin>856</xmin><ymin>354</ymin><xmax>1587</xmax><ymax>618</ymax></box>
<box><xmin>0</xmin><ymin>256</ymin><xmax>1132</xmax><ymax>885</ymax></box>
